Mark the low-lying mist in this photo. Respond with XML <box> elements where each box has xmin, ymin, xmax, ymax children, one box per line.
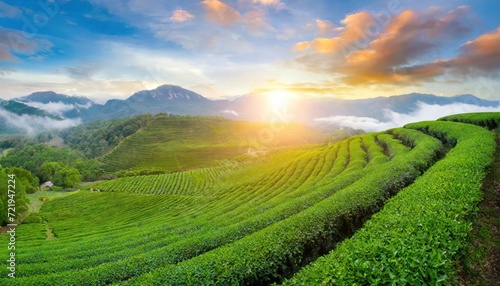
<box><xmin>22</xmin><ymin>101</ymin><xmax>92</xmax><ymax>117</ymax></box>
<box><xmin>314</xmin><ymin>102</ymin><xmax>500</xmax><ymax>132</ymax></box>
<box><xmin>0</xmin><ymin>109</ymin><xmax>82</xmax><ymax>136</ymax></box>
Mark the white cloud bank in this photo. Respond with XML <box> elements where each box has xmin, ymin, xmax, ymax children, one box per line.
<box><xmin>21</xmin><ymin>101</ymin><xmax>92</xmax><ymax>117</ymax></box>
<box><xmin>315</xmin><ymin>102</ymin><xmax>500</xmax><ymax>132</ymax></box>
<box><xmin>223</xmin><ymin>109</ymin><xmax>239</xmax><ymax>117</ymax></box>
<box><xmin>0</xmin><ymin>109</ymin><xmax>82</xmax><ymax>135</ymax></box>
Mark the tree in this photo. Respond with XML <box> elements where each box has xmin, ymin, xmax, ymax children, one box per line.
<box><xmin>40</xmin><ymin>162</ymin><xmax>82</xmax><ymax>188</ymax></box>
<box><xmin>40</xmin><ymin>162</ymin><xmax>59</xmax><ymax>182</ymax></box>
<box><xmin>54</xmin><ymin>166</ymin><xmax>82</xmax><ymax>188</ymax></box>
<box><xmin>4</xmin><ymin>167</ymin><xmax>39</xmax><ymax>194</ymax></box>
<box><xmin>0</xmin><ymin>166</ymin><xmax>32</xmax><ymax>225</ymax></box>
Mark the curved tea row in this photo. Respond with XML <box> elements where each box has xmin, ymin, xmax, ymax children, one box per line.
<box><xmin>0</xmin><ymin>115</ymin><xmax>496</xmax><ymax>285</ymax></box>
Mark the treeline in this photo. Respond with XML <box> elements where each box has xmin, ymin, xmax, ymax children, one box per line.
<box><xmin>0</xmin><ymin>143</ymin><xmax>103</xmax><ymax>186</ymax></box>
<box><xmin>0</xmin><ymin>166</ymin><xmax>39</xmax><ymax>225</ymax></box>
<box><xmin>59</xmin><ymin>114</ymin><xmax>152</xmax><ymax>158</ymax></box>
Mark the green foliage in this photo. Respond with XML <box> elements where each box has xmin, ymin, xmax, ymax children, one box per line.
<box><xmin>22</xmin><ymin>213</ymin><xmax>43</xmax><ymax>224</ymax></box>
<box><xmin>284</xmin><ymin>121</ymin><xmax>495</xmax><ymax>285</ymax></box>
<box><xmin>4</xmin><ymin>167</ymin><xmax>39</xmax><ymax>194</ymax></box>
<box><xmin>41</xmin><ymin>162</ymin><xmax>82</xmax><ymax>188</ymax></box>
<box><xmin>0</xmin><ymin>100</ymin><xmax>62</xmax><ymax>120</ymax></box>
<box><xmin>0</xmin><ymin>143</ymin><xmax>102</xmax><ymax>182</ymax></box>
<box><xmin>114</xmin><ymin>168</ymin><xmax>165</xmax><ymax>178</ymax></box>
<box><xmin>0</xmin><ymin>113</ymin><xmax>497</xmax><ymax>285</ymax></box>
<box><xmin>0</xmin><ymin>143</ymin><xmax>85</xmax><ymax>177</ymax></box>
<box><xmin>60</xmin><ymin>114</ymin><xmax>152</xmax><ymax>158</ymax></box>
<box><xmin>439</xmin><ymin>112</ymin><xmax>500</xmax><ymax>130</ymax></box>
<box><xmin>100</xmin><ymin>114</ymin><xmax>325</xmax><ymax>173</ymax></box>
<box><xmin>0</xmin><ymin>166</ymin><xmax>33</xmax><ymax>225</ymax></box>
<box><xmin>92</xmin><ymin>162</ymin><xmax>243</xmax><ymax>195</ymax></box>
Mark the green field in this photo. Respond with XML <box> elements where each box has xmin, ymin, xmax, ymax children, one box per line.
<box><xmin>99</xmin><ymin>114</ymin><xmax>326</xmax><ymax>173</ymax></box>
<box><xmin>0</xmin><ymin>113</ymin><xmax>498</xmax><ymax>285</ymax></box>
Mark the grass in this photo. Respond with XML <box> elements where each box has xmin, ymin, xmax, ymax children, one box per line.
<box><xmin>26</xmin><ymin>190</ymin><xmax>80</xmax><ymax>213</ymax></box>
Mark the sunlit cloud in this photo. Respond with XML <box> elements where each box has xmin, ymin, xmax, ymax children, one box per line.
<box><xmin>0</xmin><ymin>1</ymin><xmax>498</xmax><ymax>101</ymax></box>
<box><xmin>169</xmin><ymin>9</ymin><xmax>194</xmax><ymax>23</ymax></box>
<box><xmin>315</xmin><ymin>19</ymin><xmax>336</xmax><ymax>35</ymax></box>
<box><xmin>201</xmin><ymin>0</ymin><xmax>242</xmax><ymax>26</ymax></box>
<box><xmin>293</xmin><ymin>41</ymin><xmax>310</xmax><ymax>52</ymax></box>
<box><xmin>293</xmin><ymin>6</ymin><xmax>486</xmax><ymax>86</ymax></box>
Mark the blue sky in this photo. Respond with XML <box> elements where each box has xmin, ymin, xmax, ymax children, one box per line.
<box><xmin>0</xmin><ymin>0</ymin><xmax>499</xmax><ymax>102</ymax></box>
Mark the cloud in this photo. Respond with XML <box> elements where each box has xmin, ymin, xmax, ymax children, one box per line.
<box><xmin>169</xmin><ymin>9</ymin><xmax>194</xmax><ymax>23</ymax></box>
<box><xmin>223</xmin><ymin>109</ymin><xmax>239</xmax><ymax>116</ymax></box>
<box><xmin>0</xmin><ymin>48</ymin><xmax>14</xmax><ymax>60</ymax></box>
<box><xmin>0</xmin><ymin>1</ymin><xmax>22</xmax><ymax>18</ymax></box>
<box><xmin>65</xmin><ymin>63</ymin><xmax>101</xmax><ymax>80</ymax></box>
<box><xmin>446</xmin><ymin>27</ymin><xmax>500</xmax><ymax>75</ymax></box>
<box><xmin>0</xmin><ymin>27</ymin><xmax>53</xmax><ymax>60</ymax></box>
<box><xmin>315</xmin><ymin>115</ymin><xmax>395</xmax><ymax>131</ymax></box>
<box><xmin>0</xmin><ymin>108</ymin><xmax>82</xmax><ymax>136</ymax></box>
<box><xmin>315</xmin><ymin>19</ymin><xmax>336</xmax><ymax>35</ymax></box>
<box><xmin>0</xmin><ymin>66</ymin><xmax>15</xmax><ymax>75</ymax></box>
<box><xmin>293</xmin><ymin>41</ymin><xmax>310</xmax><ymax>52</ymax></box>
<box><xmin>251</xmin><ymin>0</ymin><xmax>285</xmax><ymax>9</ymax></box>
<box><xmin>315</xmin><ymin>101</ymin><xmax>500</xmax><ymax>131</ymax></box>
<box><xmin>200</xmin><ymin>0</ymin><xmax>274</xmax><ymax>34</ymax></box>
<box><xmin>201</xmin><ymin>0</ymin><xmax>242</xmax><ymax>26</ymax></box>
<box><xmin>293</xmin><ymin>6</ymin><xmax>485</xmax><ymax>86</ymax></box>
<box><xmin>20</xmin><ymin>101</ymin><xmax>87</xmax><ymax>117</ymax></box>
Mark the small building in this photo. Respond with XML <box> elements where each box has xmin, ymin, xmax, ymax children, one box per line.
<box><xmin>40</xmin><ymin>181</ymin><xmax>54</xmax><ymax>190</ymax></box>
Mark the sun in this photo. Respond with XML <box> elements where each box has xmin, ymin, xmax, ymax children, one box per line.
<box><xmin>267</xmin><ymin>91</ymin><xmax>295</xmax><ymax>111</ymax></box>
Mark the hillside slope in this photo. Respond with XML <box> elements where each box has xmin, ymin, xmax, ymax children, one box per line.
<box><xmin>0</xmin><ymin>112</ymin><xmax>497</xmax><ymax>285</ymax></box>
<box><xmin>99</xmin><ymin>114</ymin><xmax>325</xmax><ymax>172</ymax></box>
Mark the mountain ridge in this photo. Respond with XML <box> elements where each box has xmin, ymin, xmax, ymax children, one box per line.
<box><xmin>1</xmin><ymin>85</ymin><xmax>498</xmax><ymax>135</ymax></box>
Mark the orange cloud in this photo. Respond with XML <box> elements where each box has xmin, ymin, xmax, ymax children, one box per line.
<box><xmin>447</xmin><ymin>26</ymin><xmax>500</xmax><ymax>74</ymax></box>
<box><xmin>294</xmin><ymin>12</ymin><xmax>376</xmax><ymax>54</ymax></box>
<box><xmin>201</xmin><ymin>0</ymin><xmax>242</xmax><ymax>25</ymax></box>
<box><xmin>293</xmin><ymin>6</ymin><xmax>489</xmax><ymax>86</ymax></box>
<box><xmin>201</xmin><ymin>0</ymin><xmax>273</xmax><ymax>33</ymax></box>
<box><xmin>316</xmin><ymin>19</ymin><xmax>335</xmax><ymax>35</ymax></box>
<box><xmin>339</xmin><ymin>11</ymin><xmax>376</xmax><ymax>43</ymax></box>
<box><xmin>169</xmin><ymin>9</ymin><xmax>194</xmax><ymax>23</ymax></box>
<box><xmin>310</xmin><ymin>38</ymin><xmax>342</xmax><ymax>54</ymax></box>
<box><xmin>293</xmin><ymin>41</ymin><xmax>310</xmax><ymax>52</ymax></box>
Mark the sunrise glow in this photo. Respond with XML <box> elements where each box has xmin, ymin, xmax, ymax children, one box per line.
<box><xmin>267</xmin><ymin>91</ymin><xmax>295</xmax><ymax>111</ymax></box>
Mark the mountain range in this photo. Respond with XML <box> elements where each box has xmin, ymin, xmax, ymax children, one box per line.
<box><xmin>1</xmin><ymin>84</ymin><xmax>499</xmax><ymax>134</ymax></box>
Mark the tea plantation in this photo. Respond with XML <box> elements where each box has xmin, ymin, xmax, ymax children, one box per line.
<box><xmin>0</xmin><ymin>113</ymin><xmax>497</xmax><ymax>285</ymax></box>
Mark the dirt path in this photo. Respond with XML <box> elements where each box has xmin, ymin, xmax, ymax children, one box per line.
<box><xmin>459</xmin><ymin>132</ymin><xmax>500</xmax><ymax>285</ymax></box>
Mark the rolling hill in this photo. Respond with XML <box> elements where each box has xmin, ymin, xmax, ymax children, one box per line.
<box><xmin>0</xmin><ymin>112</ymin><xmax>497</xmax><ymax>285</ymax></box>
<box><xmin>98</xmin><ymin>114</ymin><xmax>326</xmax><ymax>172</ymax></box>
<box><xmin>2</xmin><ymin>85</ymin><xmax>498</xmax><ymax>134</ymax></box>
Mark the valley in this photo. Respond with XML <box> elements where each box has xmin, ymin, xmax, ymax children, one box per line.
<box><xmin>0</xmin><ymin>112</ymin><xmax>498</xmax><ymax>284</ymax></box>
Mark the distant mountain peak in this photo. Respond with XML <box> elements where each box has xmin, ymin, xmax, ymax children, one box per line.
<box><xmin>129</xmin><ymin>84</ymin><xmax>208</xmax><ymax>102</ymax></box>
<box><xmin>18</xmin><ymin>91</ymin><xmax>94</xmax><ymax>105</ymax></box>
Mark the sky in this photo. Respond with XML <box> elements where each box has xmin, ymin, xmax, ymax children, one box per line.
<box><xmin>0</xmin><ymin>0</ymin><xmax>499</xmax><ymax>102</ymax></box>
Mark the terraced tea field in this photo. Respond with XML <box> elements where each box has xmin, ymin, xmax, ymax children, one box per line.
<box><xmin>100</xmin><ymin>115</ymin><xmax>325</xmax><ymax>173</ymax></box>
<box><xmin>0</xmin><ymin>113</ymin><xmax>497</xmax><ymax>285</ymax></box>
